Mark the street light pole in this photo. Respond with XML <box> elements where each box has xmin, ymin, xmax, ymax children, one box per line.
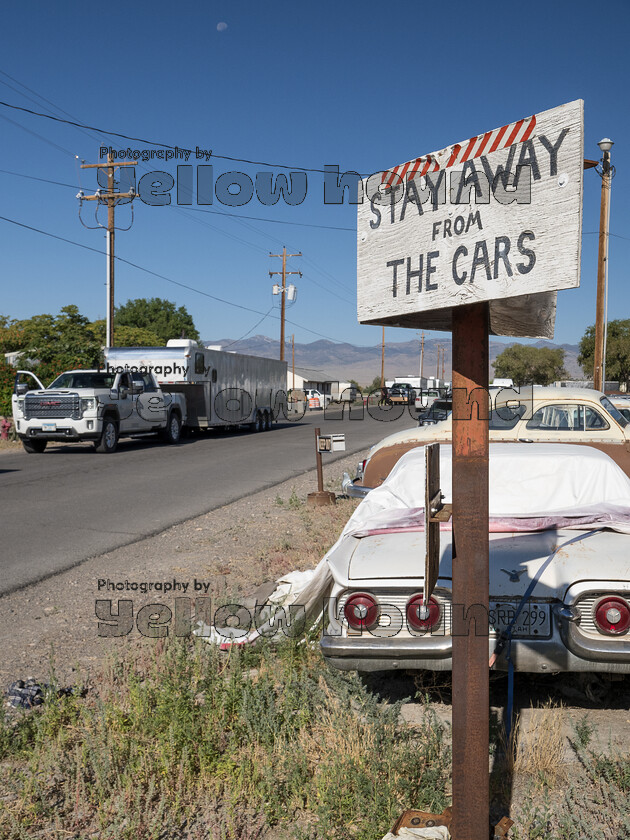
<box><xmin>593</xmin><ymin>138</ymin><xmax>614</xmax><ymax>393</ymax></box>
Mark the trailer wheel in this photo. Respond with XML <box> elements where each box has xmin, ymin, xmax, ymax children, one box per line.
<box><xmin>95</xmin><ymin>417</ymin><xmax>119</xmax><ymax>454</ymax></box>
<box><xmin>263</xmin><ymin>410</ymin><xmax>271</xmax><ymax>431</ymax></box>
<box><xmin>22</xmin><ymin>438</ymin><xmax>47</xmax><ymax>454</ymax></box>
<box><xmin>162</xmin><ymin>411</ymin><xmax>182</xmax><ymax>444</ymax></box>
<box><xmin>254</xmin><ymin>411</ymin><xmax>264</xmax><ymax>432</ymax></box>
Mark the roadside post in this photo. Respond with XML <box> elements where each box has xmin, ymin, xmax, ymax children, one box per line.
<box><xmin>356</xmin><ymin>100</ymin><xmax>584</xmax><ymax>838</ymax></box>
<box><xmin>307</xmin><ymin>428</ymin><xmax>344</xmax><ymax>507</ymax></box>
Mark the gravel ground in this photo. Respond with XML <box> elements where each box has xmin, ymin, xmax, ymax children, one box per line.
<box><xmin>0</xmin><ymin>449</ymin><xmax>364</xmax><ymax>688</ymax></box>
<box><xmin>3</xmin><ymin>443</ymin><xmax>630</xmax><ymax>836</ymax></box>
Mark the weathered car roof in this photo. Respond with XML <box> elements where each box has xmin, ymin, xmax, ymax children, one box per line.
<box><xmin>367</xmin><ymin>387</ymin><xmax>612</xmax><ymax>455</ymax></box>
<box><xmin>494</xmin><ymin>385</ymin><xmax>604</xmax><ymax>403</ymax></box>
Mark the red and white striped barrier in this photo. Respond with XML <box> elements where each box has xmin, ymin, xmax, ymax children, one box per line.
<box><xmin>381</xmin><ymin>113</ymin><xmax>537</xmax><ymax>189</ymax></box>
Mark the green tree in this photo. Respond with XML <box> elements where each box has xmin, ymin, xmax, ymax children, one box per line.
<box><xmin>16</xmin><ymin>305</ymin><xmax>102</xmax><ymax>384</ymax></box>
<box><xmin>492</xmin><ymin>344</ymin><xmax>567</xmax><ymax>386</ymax></box>
<box><xmin>0</xmin><ymin>315</ymin><xmax>26</xmax><ymax>354</ymax></box>
<box><xmin>89</xmin><ymin>320</ymin><xmax>161</xmax><ymax>347</ymax></box>
<box><xmin>115</xmin><ymin>298</ymin><xmax>200</xmax><ymax>344</ymax></box>
<box><xmin>367</xmin><ymin>375</ymin><xmax>385</xmax><ymax>392</ymax></box>
<box><xmin>0</xmin><ymin>357</ymin><xmax>17</xmax><ymax>416</ymax></box>
<box><xmin>578</xmin><ymin>320</ymin><xmax>630</xmax><ymax>388</ymax></box>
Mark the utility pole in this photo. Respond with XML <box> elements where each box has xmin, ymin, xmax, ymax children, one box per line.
<box><xmin>80</xmin><ymin>153</ymin><xmax>137</xmax><ymax>348</ymax></box>
<box><xmin>381</xmin><ymin>327</ymin><xmax>386</xmax><ymax>388</ymax></box>
<box><xmin>270</xmin><ymin>247</ymin><xmax>301</xmax><ymax>361</ymax></box>
<box><xmin>436</xmin><ymin>344</ymin><xmax>441</xmax><ymax>381</ymax></box>
<box><xmin>593</xmin><ymin>138</ymin><xmax>614</xmax><ymax>393</ymax></box>
<box><xmin>292</xmin><ymin>334</ymin><xmax>295</xmax><ymax>390</ymax></box>
<box><xmin>419</xmin><ymin>331</ymin><xmax>425</xmax><ymax>382</ymax></box>
<box><xmin>442</xmin><ymin>344</ymin><xmax>446</xmax><ymax>381</ymax></box>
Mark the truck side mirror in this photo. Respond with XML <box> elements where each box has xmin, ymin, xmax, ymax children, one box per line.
<box><xmin>15</xmin><ymin>383</ymin><xmax>29</xmax><ymax>396</ymax></box>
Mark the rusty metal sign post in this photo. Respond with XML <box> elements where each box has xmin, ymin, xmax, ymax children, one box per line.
<box><xmin>356</xmin><ymin>100</ymin><xmax>584</xmax><ymax>839</ymax></box>
<box><xmin>424</xmin><ymin>442</ymin><xmax>452</xmax><ymax>602</ymax></box>
<box><xmin>451</xmin><ymin>304</ymin><xmax>490</xmax><ymax>839</ymax></box>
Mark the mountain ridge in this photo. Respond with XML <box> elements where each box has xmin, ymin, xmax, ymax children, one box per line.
<box><xmin>204</xmin><ymin>335</ymin><xmax>583</xmax><ymax>384</ymax></box>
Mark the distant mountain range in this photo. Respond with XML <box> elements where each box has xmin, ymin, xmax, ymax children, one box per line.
<box><xmin>204</xmin><ymin>335</ymin><xmax>583</xmax><ymax>386</ymax></box>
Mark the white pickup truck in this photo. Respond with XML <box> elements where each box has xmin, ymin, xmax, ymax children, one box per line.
<box><xmin>12</xmin><ymin>368</ymin><xmax>186</xmax><ymax>454</ymax></box>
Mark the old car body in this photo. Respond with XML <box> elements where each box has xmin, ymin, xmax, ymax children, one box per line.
<box><xmin>324</xmin><ymin>444</ymin><xmax>630</xmax><ymax>674</ymax></box>
<box><xmin>343</xmin><ymin>387</ymin><xmax>630</xmax><ymax>497</ymax></box>
<box><xmin>610</xmin><ymin>395</ymin><xmax>630</xmax><ymax>423</ymax></box>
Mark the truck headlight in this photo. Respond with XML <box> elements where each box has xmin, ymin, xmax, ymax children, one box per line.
<box><xmin>81</xmin><ymin>398</ymin><xmax>96</xmax><ymax>411</ymax></box>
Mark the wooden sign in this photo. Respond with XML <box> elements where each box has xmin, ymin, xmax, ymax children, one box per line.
<box><xmin>357</xmin><ymin>100</ymin><xmax>584</xmax><ymax>338</ymax></box>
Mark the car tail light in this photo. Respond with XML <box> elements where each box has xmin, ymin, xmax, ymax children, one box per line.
<box><xmin>406</xmin><ymin>594</ymin><xmax>441</xmax><ymax>632</ymax></box>
<box><xmin>594</xmin><ymin>596</ymin><xmax>630</xmax><ymax>635</ymax></box>
<box><xmin>343</xmin><ymin>592</ymin><xmax>379</xmax><ymax>631</ymax></box>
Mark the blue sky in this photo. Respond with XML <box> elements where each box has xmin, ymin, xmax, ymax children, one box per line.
<box><xmin>1</xmin><ymin>0</ymin><xmax>628</xmax><ymax>350</ymax></box>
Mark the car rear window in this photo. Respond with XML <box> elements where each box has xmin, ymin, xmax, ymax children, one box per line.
<box><xmin>601</xmin><ymin>396</ymin><xmax>629</xmax><ymax>429</ymax></box>
<box><xmin>489</xmin><ymin>403</ymin><xmax>526</xmax><ymax>430</ymax></box>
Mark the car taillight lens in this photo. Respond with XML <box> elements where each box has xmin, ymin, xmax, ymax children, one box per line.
<box><xmin>406</xmin><ymin>595</ymin><xmax>440</xmax><ymax>632</ymax></box>
<box><xmin>594</xmin><ymin>596</ymin><xmax>630</xmax><ymax>635</ymax></box>
<box><xmin>344</xmin><ymin>593</ymin><xmax>379</xmax><ymax>630</ymax></box>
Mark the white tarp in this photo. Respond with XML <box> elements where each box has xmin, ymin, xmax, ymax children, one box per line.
<box><xmin>198</xmin><ymin>444</ymin><xmax>630</xmax><ymax>647</ymax></box>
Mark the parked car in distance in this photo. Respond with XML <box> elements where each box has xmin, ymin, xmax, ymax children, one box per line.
<box><xmin>418</xmin><ymin>395</ymin><xmax>452</xmax><ymax>425</ymax></box>
<box><xmin>388</xmin><ymin>382</ymin><xmax>417</xmax><ymax>405</ymax></box>
<box><xmin>305</xmin><ymin>388</ymin><xmax>331</xmax><ymax>409</ymax></box>
<box><xmin>414</xmin><ymin>387</ymin><xmax>447</xmax><ymax>413</ymax></box>
<box><xmin>343</xmin><ymin>387</ymin><xmax>630</xmax><ymax>497</ymax></box>
<box><xmin>610</xmin><ymin>395</ymin><xmax>630</xmax><ymax>423</ymax></box>
<box><xmin>324</xmin><ymin>443</ymin><xmax>630</xmax><ymax>675</ymax></box>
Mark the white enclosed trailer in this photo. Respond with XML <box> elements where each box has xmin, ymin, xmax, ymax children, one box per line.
<box><xmin>105</xmin><ymin>340</ymin><xmax>288</xmax><ymax>431</ymax></box>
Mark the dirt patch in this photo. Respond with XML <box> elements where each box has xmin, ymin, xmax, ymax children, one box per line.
<box><xmin>0</xmin><ymin>450</ymin><xmax>363</xmax><ymax>688</ymax></box>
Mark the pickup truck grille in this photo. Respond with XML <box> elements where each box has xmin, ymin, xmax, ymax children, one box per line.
<box><xmin>24</xmin><ymin>394</ymin><xmax>82</xmax><ymax>421</ymax></box>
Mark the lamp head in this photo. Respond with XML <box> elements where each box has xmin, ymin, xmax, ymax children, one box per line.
<box><xmin>598</xmin><ymin>138</ymin><xmax>614</xmax><ymax>153</ymax></box>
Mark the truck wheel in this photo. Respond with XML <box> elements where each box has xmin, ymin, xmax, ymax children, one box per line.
<box><xmin>263</xmin><ymin>410</ymin><xmax>271</xmax><ymax>431</ymax></box>
<box><xmin>162</xmin><ymin>411</ymin><xmax>181</xmax><ymax>444</ymax></box>
<box><xmin>95</xmin><ymin>418</ymin><xmax>119</xmax><ymax>454</ymax></box>
<box><xmin>22</xmin><ymin>438</ymin><xmax>47</xmax><ymax>454</ymax></box>
<box><xmin>255</xmin><ymin>411</ymin><xmax>264</xmax><ymax>432</ymax></box>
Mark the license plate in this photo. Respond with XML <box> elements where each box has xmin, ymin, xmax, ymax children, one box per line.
<box><xmin>42</xmin><ymin>423</ymin><xmax>56</xmax><ymax>432</ymax></box>
<box><xmin>489</xmin><ymin>602</ymin><xmax>550</xmax><ymax>638</ymax></box>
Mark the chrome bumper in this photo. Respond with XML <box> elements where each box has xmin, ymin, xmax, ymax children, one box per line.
<box><xmin>321</xmin><ymin>604</ymin><xmax>630</xmax><ymax>674</ymax></box>
<box><xmin>556</xmin><ymin>604</ymin><xmax>630</xmax><ymax>663</ymax></box>
<box><xmin>341</xmin><ymin>471</ymin><xmax>371</xmax><ymax>499</ymax></box>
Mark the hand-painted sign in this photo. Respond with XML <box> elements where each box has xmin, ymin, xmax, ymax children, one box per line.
<box><xmin>357</xmin><ymin>100</ymin><xmax>583</xmax><ymax>338</ymax></box>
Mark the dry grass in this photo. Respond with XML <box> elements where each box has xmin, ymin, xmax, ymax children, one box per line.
<box><xmin>500</xmin><ymin>702</ymin><xmax>567</xmax><ymax>790</ymax></box>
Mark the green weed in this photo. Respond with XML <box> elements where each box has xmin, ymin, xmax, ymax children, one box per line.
<box><xmin>0</xmin><ymin>637</ymin><xmax>450</xmax><ymax>840</ymax></box>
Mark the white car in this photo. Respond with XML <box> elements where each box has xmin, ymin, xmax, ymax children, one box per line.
<box><xmin>305</xmin><ymin>389</ymin><xmax>331</xmax><ymax>409</ymax></box>
<box><xmin>343</xmin><ymin>386</ymin><xmax>630</xmax><ymax>496</ymax></box>
<box><xmin>323</xmin><ymin>444</ymin><xmax>630</xmax><ymax>674</ymax></box>
<box><xmin>610</xmin><ymin>395</ymin><xmax>630</xmax><ymax>423</ymax></box>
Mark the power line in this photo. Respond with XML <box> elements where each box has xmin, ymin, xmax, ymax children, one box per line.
<box><xmin>0</xmin><ymin>168</ymin><xmax>355</xmax><ymax>232</ymax></box>
<box><xmin>584</xmin><ymin>230</ymin><xmax>630</xmax><ymax>243</ymax></box>
<box><xmin>0</xmin><ymin>73</ymin><xmax>356</xmax><ymax>308</ymax></box>
<box><xmin>187</xmin><ymin>206</ymin><xmax>353</xmax><ymax>232</ymax></box>
<box><xmin>0</xmin><ymin>72</ymin><xmax>358</xmax><ymax>300</ymax></box>
<box><xmin>223</xmin><ymin>307</ymin><xmax>274</xmax><ymax>347</ymax></box>
<box><xmin>0</xmin><ymin>98</ymin><xmax>366</xmax><ymax>175</ymax></box>
<box><xmin>0</xmin><ymin>213</ymin><xmax>343</xmax><ymax>342</ymax></box>
<box><xmin>0</xmin><ymin>167</ymin><xmax>356</xmax><ymax>304</ymax></box>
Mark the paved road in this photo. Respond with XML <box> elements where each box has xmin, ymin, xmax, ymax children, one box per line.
<box><xmin>0</xmin><ymin>404</ymin><xmax>417</xmax><ymax>595</ymax></box>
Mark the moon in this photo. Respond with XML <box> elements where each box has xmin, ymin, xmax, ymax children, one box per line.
<box><xmin>217</xmin><ymin>22</ymin><xmax>228</xmax><ymax>32</ymax></box>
